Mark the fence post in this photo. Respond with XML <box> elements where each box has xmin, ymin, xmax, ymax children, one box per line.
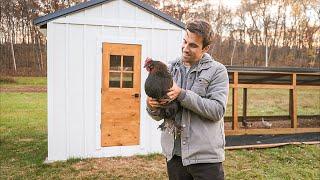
<box><xmin>232</xmin><ymin>72</ymin><xmax>239</xmax><ymax>130</ymax></box>
<box><xmin>289</xmin><ymin>73</ymin><xmax>297</xmax><ymax>128</ymax></box>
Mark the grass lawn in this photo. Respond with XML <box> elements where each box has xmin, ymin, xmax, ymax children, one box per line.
<box><xmin>0</xmin><ymin>78</ymin><xmax>319</xmax><ymax>179</ymax></box>
<box><xmin>0</xmin><ymin>76</ymin><xmax>46</xmax><ymax>88</ymax></box>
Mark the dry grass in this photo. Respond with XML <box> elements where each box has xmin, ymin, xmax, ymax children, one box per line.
<box><xmin>69</xmin><ymin>155</ymin><xmax>167</xmax><ymax>179</ymax></box>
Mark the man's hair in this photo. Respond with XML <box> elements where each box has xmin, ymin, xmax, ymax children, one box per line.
<box><xmin>185</xmin><ymin>19</ymin><xmax>213</xmax><ymax>49</ymax></box>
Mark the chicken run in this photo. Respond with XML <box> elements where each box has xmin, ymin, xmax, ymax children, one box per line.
<box><xmin>225</xmin><ymin>66</ymin><xmax>319</xmax><ymax>136</ymax></box>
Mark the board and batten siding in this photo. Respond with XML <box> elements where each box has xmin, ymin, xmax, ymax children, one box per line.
<box><xmin>47</xmin><ymin>0</ymin><xmax>183</xmax><ymax>161</ymax></box>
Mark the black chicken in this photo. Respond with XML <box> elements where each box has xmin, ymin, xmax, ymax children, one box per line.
<box><xmin>144</xmin><ymin>58</ymin><xmax>180</xmax><ymax>131</ymax></box>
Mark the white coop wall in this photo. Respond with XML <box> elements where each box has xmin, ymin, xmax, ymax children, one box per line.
<box><xmin>47</xmin><ymin>0</ymin><xmax>183</xmax><ymax>161</ymax></box>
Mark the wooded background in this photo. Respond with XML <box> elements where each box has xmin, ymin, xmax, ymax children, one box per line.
<box><xmin>0</xmin><ymin>0</ymin><xmax>319</xmax><ymax>76</ymax></box>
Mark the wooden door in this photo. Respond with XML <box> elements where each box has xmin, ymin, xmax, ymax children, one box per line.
<box><xmin>101</xmin><ymin>43</ymin><xmax>141</xmax><ymax>147</ymax></box>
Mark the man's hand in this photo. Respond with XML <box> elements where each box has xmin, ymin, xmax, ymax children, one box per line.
<box><xmin>147</xmin><ymin>96</ymin><xmax>168</xmax><ymax>109</ymax></box>
<box><xmin>167</xmin><ymin>81</ymin><xmax>181</xmax><ymax>101</ymax></box>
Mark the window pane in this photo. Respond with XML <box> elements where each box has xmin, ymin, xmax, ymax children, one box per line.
<box><xmin>122</xmin><ymin>73</ymin><xmax>133</xmax><ymax>88</ymax></box>
<box><xmin>110</xmin><ymin>55</ymin><xmax>121</xmax><ymax>71</ymax></box>
<box><xmin>109</xmin><ymin>72</ymin><xmax>121</xmax><ymax>88</ymax></box>
<box><xmin>123</xmin><ymin>56</ymin><xmax>134</xmax><ymax>71</ymax></box>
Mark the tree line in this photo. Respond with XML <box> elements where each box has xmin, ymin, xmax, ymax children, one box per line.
<box><xmin>144</xmin><ymin>0</ymin><xmax>320</xmax><ymax>68</ymax></box>
<box><xmin>0</xmin><ymin>0</ymin><xmax>319</xmax><ymax>76</ymax></box>
<box><xmin>0</xmin><ymin>0</ymin><xmax>83</xmax><ymax>76</ymax></box>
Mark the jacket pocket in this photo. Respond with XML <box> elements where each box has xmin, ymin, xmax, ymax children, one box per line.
<box><xmin>191</xmin><ymin>78</ymin><xmax>209</xmax><ymax>97</ymax></box>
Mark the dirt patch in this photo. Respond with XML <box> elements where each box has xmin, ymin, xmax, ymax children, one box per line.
<box><xmin>0</xmin><ymin>86</ymin><xmax>46</xmax><ymax>92</ymax></box>
<box><xmin>71</xmin><ymin>155</ymin><xmax>167</xmax><ymax>179</ymax></box>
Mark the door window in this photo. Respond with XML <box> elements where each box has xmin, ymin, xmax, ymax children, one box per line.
<box><xmin>109</xmin><ymin>55</ymin><xmax>134</xmax><ymax>88</ymax></box>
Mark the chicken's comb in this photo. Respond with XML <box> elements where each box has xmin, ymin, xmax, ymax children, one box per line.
<box><xmin>144</xmin><ymin>57</ymin><xmax>153</xmax><ymax>67</ymax></box>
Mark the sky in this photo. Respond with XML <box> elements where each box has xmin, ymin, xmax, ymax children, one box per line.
<box><xmin>210</xmin><ymin>0</ymin><xmax>242</xmax><ymax>11</ymax></box>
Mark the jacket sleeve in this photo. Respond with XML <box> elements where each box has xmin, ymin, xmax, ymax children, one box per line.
<box><xmin>177</xmin><ymin>65</ymin><xmax>229</xmax><ymax>122</ymax></box>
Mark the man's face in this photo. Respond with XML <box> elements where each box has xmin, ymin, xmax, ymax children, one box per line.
<box><xmin>181</xmin><ymin>30</ymin><xmax>209</xmax><ymax>65</ymax></box>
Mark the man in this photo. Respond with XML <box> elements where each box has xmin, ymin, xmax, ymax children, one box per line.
<box><xmin>147</xmin><ymin>19</ymin><xmax>229</xmax><ymax>180</ymax></box>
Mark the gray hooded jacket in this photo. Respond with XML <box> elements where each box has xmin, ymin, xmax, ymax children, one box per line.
<box><xmin>148</xmin><ymin>53</ymin><xmax>229</xmax><ymax>166</ymax></box>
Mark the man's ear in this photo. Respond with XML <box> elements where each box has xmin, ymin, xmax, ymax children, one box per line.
<box><xmin>202</xmin><ymin>45</ymin><xmax>210</xmax><ymax>53</ymax></box>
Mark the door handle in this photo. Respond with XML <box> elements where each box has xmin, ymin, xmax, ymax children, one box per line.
<box><xmin>132</xmin><ymin>93</ymin><xmax>140</xmax><ymax>98</ymax></box>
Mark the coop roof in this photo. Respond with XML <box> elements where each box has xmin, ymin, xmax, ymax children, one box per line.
<box><xmin>33</xmin><ymin>0</ymin><xmax>185</xmax><ymax>29</ymax></box>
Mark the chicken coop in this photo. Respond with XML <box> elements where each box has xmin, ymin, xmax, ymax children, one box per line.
<box><xmin>34</xmin><ymin>0</ymin><xmax>184</xmax><ymax>162</ymax></box>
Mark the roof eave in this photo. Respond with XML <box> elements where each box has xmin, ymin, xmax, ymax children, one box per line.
<box><xmin>33</xmin><ymin>0</ymin><xmax>107</xmax><ymax>26</ymax></box>
<box><xmin>128</xmin><ymin>0</ymin><xmax>185</xmax><ymax>29</ymax></box>
<box><xmin>33</xmin><ymin>0</ymin><xmax>185</xmax><ymax>29</ymax></box>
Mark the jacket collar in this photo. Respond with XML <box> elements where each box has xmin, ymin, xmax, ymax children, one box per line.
<box><xmin>174</xmin><ymin>53</ymin><xmax>213</xmax><ymax>68</ymax></box>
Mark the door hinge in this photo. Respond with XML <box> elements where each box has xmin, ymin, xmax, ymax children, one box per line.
<box><xmin>101</xmin><ymin>88</ymin><xmax>102</xmax><ymax>94</ymax></box>
<box><xmin>101</xmin><ymin>47</ymin><xmax>103</xmax><ymax>54</ymax></box>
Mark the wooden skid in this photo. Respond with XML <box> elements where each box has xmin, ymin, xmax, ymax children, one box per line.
<box><xmin>225</xmin><ymin>128</ymin><xmax>320</xmax><ymax>136</ymax></box>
